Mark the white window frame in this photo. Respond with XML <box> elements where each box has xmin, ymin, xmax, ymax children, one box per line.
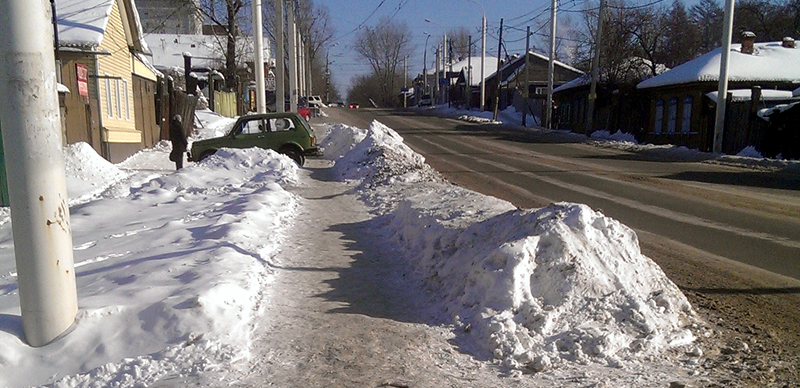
<box><xmin>123</xmin><ymin>79</ymin><xmax>130</xmax><ymax>120</ymax></box>
<box><xmin>105</xmin><ymin>77</ymin><xmax>113</xmax><ymax>118</ymax></box>
<box><xmin>654</xmin><ymin>100</ymin><xmax>664</xmax><ymax>135</ymax></box>
<box><xmin>681</xmin><ymin>96</ymin><xmax>692</xmax><ymax>134</ymax></box>
<box><xmin>115</xmin><ymin>79</ymin><xmax>121</xmax><ymax>118</ymax></box>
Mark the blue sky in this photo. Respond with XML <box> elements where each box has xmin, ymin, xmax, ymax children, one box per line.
<box><xmin>323</xmin><ymin>0</ymin><xmax>574</xmax><ymax>97</ymax></box>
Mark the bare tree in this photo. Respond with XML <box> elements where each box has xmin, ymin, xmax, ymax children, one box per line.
<box><xmin>353</xmin><ymin>16</ymin><xmax>414</xmax><ymax>106</ymax></box>
<box><xmin>196</xmin><ymin>0</ymin><xmax>248</xmax><ymax>89</ymax></box>
<box><xmin>447</xmin><ymin>27</ymin><xmax>472</xmax><ymax>61</ymax></box>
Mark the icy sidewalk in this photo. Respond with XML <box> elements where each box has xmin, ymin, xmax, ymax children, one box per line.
<box><xmin>227</xmin><ymin>160</ymin><xmax>518</xmax><ymax>387</ymax></box>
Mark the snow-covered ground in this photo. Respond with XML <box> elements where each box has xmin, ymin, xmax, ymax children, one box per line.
<box><xmin>0</xmin><ymin>110</ymin><xmax>711</xmax><ymax>386</ymax></box>
<box><xmin>418</xmin><ymin>104</ymin><xmax>800</xmax><ymax>170</ymax></box>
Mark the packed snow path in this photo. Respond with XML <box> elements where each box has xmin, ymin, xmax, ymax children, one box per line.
<box><xmin>225</xmin><ymin>160</ymin><xmax>530</xmax><ymax>387</ymax></box>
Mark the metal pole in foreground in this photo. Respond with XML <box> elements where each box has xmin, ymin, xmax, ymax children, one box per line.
<box><xmin>0</xmin><ymin>0</ymin><xmax>78</xmax><ymax>347</ymax></box>
<box><xmin>546</xmin><ymin>0</ymin><xmax>558</xmax><ymax>129</ymax></box>
<box><xmin>275</xmin><ymin>0</ymin><xmax>285</xmax><ymax>112</ymax></box>
<box><xmin>252</xmin><ymin>0</ymin><xmax>266</xmax><ymax>113</ymax></box>
<box><xmin>288</xmin><ymin>0</ymin><xmax>298</xmax><ymax>112</ymax></box>
<box><xmin>713</xmin><ymin>0</ymin><xmax>735</xmax><ymax>153</ymax></box>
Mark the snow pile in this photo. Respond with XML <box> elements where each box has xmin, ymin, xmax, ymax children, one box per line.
<box><xmin>736</xmin><ymin>146</ymin><xmax>763</xmax><ymax>158</ymax></box>
<box><xmin>326</xmin><ymin>120</ymin><xmax>442</xmax><ymax>188</ymax></box>
<box><xmin>590</xmin><ymin>130</ymin><xmax>638</xmax><ymax>144</ymax></box>
<box><xmin>325</xmin><ymin>122</ymin><xmax>697</xmax><ymax>370</ymax></box>
<box><xmin>458</xmin><ymin>114</ymin><xmax>501</xmax><ymax>124</ymax></box>
<box><xmin>0</xmin><ymin>146</ymin><xmax>298</xmax><ymax>387</ymax></box>
<box><xmin>319</xmin><ymin>122</ymin><xmax>367</xmax><ymax>161</ymax></box>
<box><xmin>117</xmin><ymin>141</ymin><xmax>178</xmax><ymax>171</ymax></box>
<box><xmin>64</xmin><ymin>142</ymin><xmax>130</xmax><ymax>205</ymax></box>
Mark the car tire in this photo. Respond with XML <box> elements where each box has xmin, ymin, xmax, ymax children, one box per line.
<box><xmin>280</xmin><ymin>147</ymin><xmax>305</xmax><ymax>166</ymax></box>
<box><xmin>197</xmin><ymin>149</ymin><xmax>217</xmax><ymax>161</ymax></box>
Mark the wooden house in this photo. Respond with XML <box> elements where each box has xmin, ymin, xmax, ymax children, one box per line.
<box><xmin>636</xmin><ymin>34</ymin><xmax>800</xmax><ymax>154</ymax></box>
<box><xmin>56</xmin><ymin>0</ymin><xmax>160</xmax><ymax>163</ymax></box>
<box><xmin>484</xmin><ymin>52</ymin><xmax>583</xmax><ymax>119</ymax></box>
<box><xmin>552</xmin><ymin>57</ymin><xmax>666</xmax><ymax>136</ymax></box>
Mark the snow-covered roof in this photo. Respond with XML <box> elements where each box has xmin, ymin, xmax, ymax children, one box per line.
<box><xmin>439</xmin><ymin>56</ymin><xmax>501</xmax><ymax>85</ymax></box>
<box><xmin>56</xmin><ymin>0</ymin><xmax>150</xmax><ymax>53</ymax></box>
<box><xmin>706</xmin><ymin>89</ymin><xmax>797</xmax><ymax>103</ymax></box>
<box><xmin>638</xmin><ymin>42</ymin><xmax>800</xmax><ymax>89</ymax></box>
<box><xmin>56</xmin><ymin>0</ymin><xmax>115</xmax><ymax>47</ymax></box>
<box><xmin>145</xmin><ymin>33</ymin><xmax>272</xmax><ymax>70</ymax></box>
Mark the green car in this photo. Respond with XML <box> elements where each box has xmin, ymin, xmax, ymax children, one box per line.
<box><xmin>189</xmin><ymin>112</ymin><xmax>320</xmax><ymax>166</ymax></box>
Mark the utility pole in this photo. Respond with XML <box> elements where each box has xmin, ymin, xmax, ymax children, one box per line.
<box><xmin>423</xmin><ymin>33</ymin><xmax>430</xmax><ymax>96</ymax></box>
<box><xmin>306</xmin><ymin>40</ymin><xmax>313</xmax><ymax>97</ymax></box>
<box><xmin>325</xmin><ymin>50</ymin><xmax>330</xmax><ymax>102</ymax></box>
<box><xmin>288</xmin><ymin>0</ymin><xmax>298</xmax><ymax>112</ymax></box>
<box><xmin>492</xmin><ymin>18</ymin><xmax>503</xmax><ymax>121</ymax></box>
<box><xmin>523</xmin><ymin>26</ymin><xmax>530</xmax><ymax>127</ymax></box>
<box><xmin>297</xmin><ymin>33</ymin><xmax>305</xmax><ymax>99</ymax></box>
<box><xmin>404</xmin><ymin>56</ymin><xmax>408</xmax><ymax>108</ymax></box>
<box><xmin>435</xmin><ymin>45</ymin><xmax>440</xmax><ymax>102</ymax></box>
<box><xmin>468</xmin><ymin>35</ymin><xmax>472</xmax><ymax>109</ymax></box>
<box><xmin>713</xmin><ymin>0</ymin><xmax>736</xmax><ymax>153</ymax></box>
<box><xmin>546</xmin><ymin>0</ymin><xmax>558</xmax><ymax>129</ymax></box>
<box><xmin>480</xmin><ymin>13</ymin><xmax>486</xmax><ymax>111</ymax></box>
<box><xmin>252</xmin><ymin>0</ymin><xmax>266</xmax><ymax>113</ymax></box>
<box><xmin>586</xmin><ymin>0</ymin><xmax>605</xmax><ymax>134</ymax></box>
<box><xmin>275</xmin><ymin>0</ymin><xmax>285</xmax><ymax>112</ymax></box>
<box><xmin>0</xmin><ymin>0</ymin><xmax>78</xmax><ymax>347</ymax></box>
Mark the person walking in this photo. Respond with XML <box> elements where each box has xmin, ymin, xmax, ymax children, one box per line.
<box><xmin>169</xmin><ymin>114</ymin><xmax>188</xmax><ymax>169</ymax></box>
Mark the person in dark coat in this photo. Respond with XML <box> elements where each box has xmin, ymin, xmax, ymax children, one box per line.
<box><xmin>169</xmin><ymin>114</ymin><xmax>188</xmax><ymax>169</ymax></box>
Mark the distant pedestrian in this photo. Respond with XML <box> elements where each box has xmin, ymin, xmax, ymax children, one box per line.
<box><xmin>169</xmin><ymin>114</ymin><xmax>188</xmax><ymax>169</ymax></box>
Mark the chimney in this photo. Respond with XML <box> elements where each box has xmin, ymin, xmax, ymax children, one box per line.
<box><xmin>741</xmin><ymin>31</ymin><xmax>756</xmax><ymax>54</ymax></box>
<box><xmin>783</xmin><ymin>37</ymin><xmax>796</xmax><ymax>48</ymax></box>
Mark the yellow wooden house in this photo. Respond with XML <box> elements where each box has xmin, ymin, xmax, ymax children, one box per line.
<box><xmin>57</xmin><ymin>0</ymin><xmax>160</xmax><ymax>162</ymax></box>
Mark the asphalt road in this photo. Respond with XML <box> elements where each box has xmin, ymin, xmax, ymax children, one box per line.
<box><xmin>320</xmin><ymin>107</ymin><xmax>800</xmax><ymax>281</ymax></box>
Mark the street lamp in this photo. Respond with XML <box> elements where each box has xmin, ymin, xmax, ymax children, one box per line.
<box><xmin>461</xmin><ymin>0</ymin><xmax>486</xmax><ymax>111</ymax></box>
<box><xmin>424</xmin><ymin>18</ymin><xmax>446</xmax><ymax>104</ymax></box>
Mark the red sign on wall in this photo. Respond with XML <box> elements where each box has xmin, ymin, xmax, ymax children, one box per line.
<box><xmin>76</xmin><ymin>64</ymin><xmax>89</xmax><ymax>98</ymax></box>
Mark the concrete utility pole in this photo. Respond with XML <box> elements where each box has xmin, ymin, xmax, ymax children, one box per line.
<box><xmin>288</xmin><ymin>0</ymin><xmax>298</xmax><ymax>112</ymax></box>
<box><xmin>0</xmin><ymin>0</ymin><xmax>78</xmax><ymax>347</ymax></box>
<box><xmin>480</xmin><ymin>13</ymin><xmax>486</xmax><ymax>111</ymax></box>
<box><xmin>585</xmin><ymin>0</ymin><xmax>605</xmax><ymax>134</ymax></box>
<box><xmin>546</xmin><ymin>0</ymin><xmax>558</xmax><ymax>129</ymax></box>
<box><xmin>423</xmin><ymin>32</ymin><xmax>431</xmax><ymax>95</ymax></box>
<box><xmin>252</xmin><ymin>0</ymin><xmax>266</xmax><ymax>113</ymax></box>
<box><xmin>523</xmin><ymin>26</ymin><xmax>530</xmax><ymax>127</ymax></box>
<box><xmin>713</xmin><ymin>0</ymin><xmax>736</xmax><ymax>153</ymax></box>
<box><xmin>275</xmin><ymin>0</ymin><xmax>285</xmax><ymax>112</ymax></box>
<box><xmin>492</xmin><ymin>18</ymin><xmax>503</xmax><ymax>121</ymax></box>
<box><xmin>435</xmin><ymin>45</ymin><xmax>440</xmax><ymax>101</ymax></box>
<box><xmin>305</xmin><ymin>38</ymin><xmax>314</xmax><ymax>96</ymax></box>
<box><xmin>468</xmin><ymin>35</ymin><xmax>472</xmax><ymax>109</ymax></box>
<box><xmin>403</xmin><ymin>56</ymin><xmax>408</xmax><ymax>108</ymax></box>
<box><xmin>298</xmin><ymin>34</ymin><xmax>305</xmax><ymax>98</ymax></box>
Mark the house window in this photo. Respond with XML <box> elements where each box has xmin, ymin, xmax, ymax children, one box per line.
<box><xmin>654</xmin><ymin>100</ymin><xmax>664</xmax><ymax>134</ymax></box>
<box><xmin>681</xmin><ymin>96</ymin><xmax>692</xmax><ymax>134</ymax></box>
<box><xmin>535</xmin><ymin>87</ymin><xmax>547</xmax><ymax>95</ymax></box>
<box><xmin>105</xmin><ymin>78</ymin><xmax>113</xmax><ymax>118</ymax></box>
<box><xmin>115</xmin><ymin>79</ymin><xmax>121</xmax><ymax>118</ymax></box>
<box><xmin>667</xmin><ymin>97</ymin><xmax>677</xmax><ymax>134</ymax></box>
<box><xmin>123</xmin><ymin>80</ymin><xmax>130</xmax><ymax>120</ymax></box>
